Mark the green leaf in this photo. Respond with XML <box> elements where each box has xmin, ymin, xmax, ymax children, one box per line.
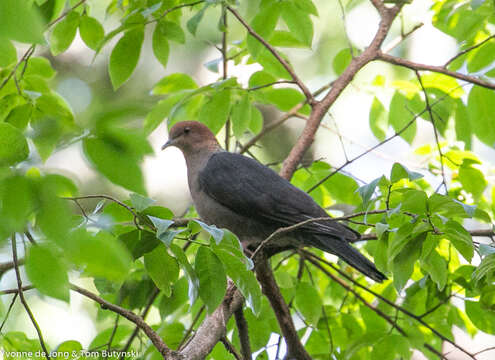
<box><xmin>231</xmin><ymin>93</ymin><xmax>251</xmax><ymax>138</ymax></box>
<box><xmin>357</xmin><ymin>177</ymin><xmax>381</xmax><ymax>207</ymax></box>
<box><xmin>390</xmin><ymin>162</ymin><xmax>423</xmax><ymax>183</ymax></box>
<box><xmin>195</xmin><ymin>246</ymin><xmax>226</xmax><ymax>313</ymax></box>
<box><xmin>467</xmin><ymin>86</ymin><xmax>495</xmax><ymax>147</ymax></box>
<box><xmin>246</xmin><ymin>3</ymin><xmax>280</xmax><ymax>58</ymax></box>
<box><xmin>0</xmin><ymin>176</ymin><xmax>34</xmax><ymax>233</ymax></box>
<box><xmin>170</xmin><ymin>244</ymin><xmax>199</xmax><ymax>303</ymax></box>
<box><xmin>371</xmin><ymin>335</ymin><xmax>411</xmax><ymax>360</ymax></box>
<box><xmin>23</xmin><ymin>57</ymin><xmax>56</xmax><ymax>79</ymax></box>
<box><xmin>144</xmin><ymin>244</ymin><xmax>179</xmax><ymax>296</ymax></box>
<box><xmin>473</xmin><ymin>254</ymin><xmax>495</xmax><ymax>287</ymax></box>
<box><xmin>109</xmin><ymin>28</ymin><xmax>144</xmax><ymax>90</ymax></box>
<box><xmin>454</xmin><ymin>100</ymin><xmax>471</xmax><ymax>149</ymax></box>
<box><xmin>148</xmin><ymin>216</ymin><xmax>183</xmax><ymax>246</ymax></box>
<box><xmin>66</xmin><ymin>229</ymin><xmax>132</xmax><ymax>282</ymax></box>
<box><xmin>157</xmin><ymin>20</ymin><xmax>185</xmax><ymax>44</ymax></box>
<box><xmin>0</xmin><ymin>94</ymin><xmax>25</xmax><ymax>122</ymax></box>
<box><xmin>465</xmin><ymin>300</ymin><xmax>495</xmax><ymax>334</ymax></box>
<box><xmin>269</xmin><ymin>30</ymin><xmax>306</xmax><ymax>48</ymax></box>
<box><xmin>467</xmin><ymin>41</ymin><xmax>495</xmax><ymax>72</ymax></box>
<box><xmin>198</xmin><ymin>89</ymin><xmax>231</xmax><ymax>134</ymax></box>
<box><xmin>6</xmin><ymin>104</ymin><xmax>33</xmax><ymax>130</ymax></box>
<box><xmin>401</xmin><ymin>189</ymin><xmax>427</xmax><ymax>214</ymax></box>
<box><xmin>159</xmin><ymin>276</ymin><xmax>189</xmax><ymax>317</ymax></box>
<box><xmin>392</xmin><ymin>237</ymin><xmax>422</xmax><ymax>292</ymax></box>
<box><xmin>333</xmin><ymin>48</ymin><xmax>352</xmax><ymax>76</ymax></box>
<box><xmin>369</xmin><ymin>97</ymin><xmax>388</xmax><ymax>141</ymax></box>
<box><xmin>0</xmin><ymin>40</ymin><xmax>17</xmax><ymax>67</ymax></box>
<box><xmin>421</xmin><ymin>250</ymin><xmax>447</xmax><ymax>290</ymax></box>
<box><xmin>389</xmin><ymin>91</ymin><xmax>417</xmax><ymax>144</ymax></box>
<box><xmin>119</xmin><ymin>230</ymin><xmax>160</xmax><ymax>259</ymax></box>
<box><xmin>294</xmin><ymin>0</ymin><xmax>318</xmax><ymax>16</ymax></box>
<box><xmin>264</xmin><ymin>88</ymin><xmax>305</xmax><ymax>111</ymax></box>
<box><xmin>443</xmin><ymin>220</ymin><xmax>474</xmax><ymax>262</ymax></box>
<box><xmin>79</xmin><ymin>15</ymin><xmax>105</xmax><ymax>50</ymax></box>
<box><xmin>56</xmin><ymin>340</ymin><xmax>82</xmax><ymax>354</ymax></box>
<box><xmin>248</xmin><ymin>71</ymin><xmax>276</xmax><ymax>88</ymax></box>
<box><xmin>0</xmin><ymin>0</ymin><xmax>45</xmax><ymax>44</ymax></box>
<box><xmin>144</xmin><ymin>94</ymin><xmax>185</xmax><ymax>135</ymax></box>
<box><xmin>295</xmin><ymin>282</ymin><xmax>322</xmax><ymax>324</ymax></box>
<box><xmin>25</xmin><ymin>244</ymin><xmax>70</xmax><ymax>302</ymax></box>
<box><xmin>0</xmin><ymin>123</ymin><xmax>29</xmax><ymax>166</ymax></box>
<box><xmin>458</xmin><ymin>161</ymin><xmax>487</xmax><ymax>200</ymax></box>
<box><xmin>249</xmin><ymin>106</ymin><xmax>263</xmax><ymax>134</ymax></box>
<box><xmin>281</xmin><ymin>2</ymin><xmax>313</xmax><ymax>47</ymax></box>
<box><xmin>187</xmin><ymin>4</ymin><xmax>209</xmax><ymax>36</ymax></box>
<box><xmin>130</xmin><ymin>193</ymin><xmax>155</xmax><ymax>212</ymax></box>
<box><xmin>152</xmin><ymin>74</ymin><xmax>198</xmax><ymax>95</ymax></box>
<box><xmin>152</xmin><ymin>25</ymin><xmax>170</xmax><ymax>68</ymax></box>
<box><xmin>83</xmin><ymin>137</ymin><xmax>147</xmax><ymax>194</ymax></box>
<box><xmin>194</xmin><ymin>219</ymin><xmax>224</xmax><ymax>244</ymax></box>
<box><xmin>50</xmin><ymin>11</ymin><xmax>80</xmax><ymax>55</ymax></box>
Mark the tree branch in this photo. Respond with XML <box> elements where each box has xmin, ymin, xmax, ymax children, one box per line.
<box><xmin>70</xmin><ymin>284</ymin><xmax>175</xmax><ymax>359</ymax></box>
<box><xmin>255</xmin><ymin>257</ymin><xmax>311</xmax><ymax>360</ymax></box>
<box><xmin>234</xmin><ymin>307</ymin><xmax>252</xmax><ymax>360</ymax></box>
<box><xmin>377</xmin><ymin>51</ymin><xmax>495</xmax><ymax>90</ymax></box>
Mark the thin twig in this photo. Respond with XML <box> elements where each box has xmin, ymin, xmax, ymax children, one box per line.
<box><xmin>444</xmin><ymin>35</ymin><xmax>495</xmax><ymax>67</ymax></box>
<box><xmin>178</xmin><ymin>305</ymin><xmax>205</xmax><ymax>350</ymax></box>
<box><xmin>0</xmin><ymin>293</ymin><xmax>18</xmax><ymax>332</ymax></box>
<box><xmin>234</xmin><ymin>307</ymin><xmax>252</xmax><ymax>360</ymax></box>
<box><xmin>220</xmin><ymin>336</ymin><xmax>242</xmax><ymax>360</ymax></box>
<box><xmin>12</xmin><ymin>236</ymin><xmax>51</xmax><ymax>360</ymax></box>
<box><xmin>226</xmin><ymin>6</ymin><xmax>313</xmax><ymax>103</ymax></box>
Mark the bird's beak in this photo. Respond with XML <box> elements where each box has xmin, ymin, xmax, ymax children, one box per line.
<box><xmin>161</xmin><ymin>139</ymin><xmax>174</xmax><ymax>150</ymax></box>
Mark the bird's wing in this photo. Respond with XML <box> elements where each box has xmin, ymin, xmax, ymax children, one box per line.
<box><xmin>198</xmin><ymin>152</ymin><xmax>359</xmax><ymax>240</ymax></box>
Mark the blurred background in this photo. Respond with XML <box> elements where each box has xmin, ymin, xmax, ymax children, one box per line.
<box><xmin>1</xmin><ymin>0</ymin><xmax>494</xmax><ymax>358</ymax></box>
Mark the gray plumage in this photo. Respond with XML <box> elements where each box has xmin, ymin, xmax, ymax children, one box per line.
<box><xmin>163</xmin><ymin>121</ymin><xmax>386</xmax><ymax>282</ymax></box>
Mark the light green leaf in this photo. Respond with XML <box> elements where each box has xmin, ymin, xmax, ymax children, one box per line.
<box><xmin>371</xmin><ymin>335</ymin><xmax>411</xmax><ymax>360</ymax></box>
<box><xmin>295</xmin><ymin>282</ymin><xmax>322</xmax><ymax>324</ymax></box>
<box><xmin>248</xmin><ymin>71</ymin><xmax>276</xmax><ymax>88</ymax></box>
<box><xmin>369</xmin><ymin>97</ymin><xmax>388</xmax><ymax>141</ymax></box>
<box><xmin>83</xmin><ymin>137</ymin><xmax>146</xmax><ymax>194</ymax></box>
<box><xmin>458</xmin><ymin>161</ymin><xmax>487</xmax><ymax>200</ymax></box>
<box><xmin>152</xmin><ymin>25</ymin><xmax>170</xmax><ymax>68</ymax></box>
<box><xmin>421</xmin><ymin>250</ymin><xmax>447</xmax><ymax>290</ymax></box>
<box><xmin>264</xmin><ymin>88</ymin><xmax>305</xmax><ymax>111</ymax></box>
<box><xmin>198</xmin><ymin>89</ymin><xmax>231</xmax><ymax>134</ymax></box>
<box><xmin>389</xmin><ymin>91</ymin><xmax>417</xmax><ymax>144</ymax></box>
<box><xmin>0</xmin><ymin>40</ymin><xmax>17</xmax><ymax>67</ymax></box>
<box><xmin>186</xmin><ymin>4</ymin><xmax>209</xmax><ymax>36</ymax></box>
<box><xmin>357</xmin><ymin>177</ymin><xmax>381</xmax><ymax>207</ymax></box>
<box><xmin>281</xmin><ymin>2</ymin><xmax>313</xmax><ymax>47</ymax></box>
<box><xmin>249</xmin><ymin>106</ymin><xmax>263</xmax><ymax>134</ymax></box>
<box><xmin>50</xmin><ymin>11</ymin><xmax>80</xmax><ymax>55</ymax></box>
<box><xmin>130</xmin><ymin>193</ymin><xmax>155</xmax><ymax>211</ymax></box>
<box><xmin>170</xmin><ymin>244</ymin><xmax>199</xmax><ymax>303</ymax></box>
<box><xmin>467</xmin><ymin>41</ymin><xmax>495</xmax><ymax>72</ymax></box>
<box><xmin>246</xmin><ymin>3</ymin><xmax>280</xmax><ymax>58</ymax></box>
<box><xmin>444</xmin><ymin>220</ymin><xmax>474</xmax><ymax>262</ymax></box>
<box><xmin>194</xmin><ymin>219</ymin><xmax>224</xmax><ymax>244</ymax></box>
<box><xmin>0</xmin><ymin>123</ymin><xmax>29</xmax><ymax>166</ymax></box>
<box><xmin>467</xmin><ymin>86</ymin><xmax>495</xmax><ymax>146</ymax></box>
<box><xmin>466</xmin><ymin>300</ymin><xmax>495</xmax><ymax>334</ymax></box>
<box><xmin>109</xmin><ymin>28</ymin><xmax>144</xmax><ymax>90</ymax></box>
<box><xmin>144</xmin><ymin>245</ymin><xmax>179</xmax><ymax>296</ymax></box>
<box><xmin>195</xmin><ymin>246</ymin><xmax>226</xmax><ymax>313</ymax></box>
<box><xmin>25</xmin><ymin>245</ymin><xmax>70</xmax><ymax>302</ymax></box>
<box><xmin>0</xmin><ymin>176</ymin><xmax>34</xmax><ymax>233</ymax></box>
<box><xmin>79</xmin><ymin>15</ymin><xmax>105</xmax><ymax>50</ymax></box>
<box><xmin>391</xmin><ymin>162</ymin><xmax>423</xmax><ymax>183</ymax></box>
<box><xmin>0</xmin><ymin>0</ymin><xmax>45</xmax><ymax>44</ymax></box>
<box><xmin>269</xmin><ymin>30</ymin><xmax>306</xmax><ymax>48</ymax></box>
<box><xmin>157</xmin><ymin>20</ymin><xmax>185</xmax><ymax>44</ymax></box>
<box><xmin>23</xmin><ymin>57</ymin><xmax>56</xmax><ymax>79</ymax></box>
<box><xmin>152</xmin><ymin>74</ymin><xmax>198</xmax><ymax>95</ymax></box>
<box><xmin>231</xmin><ymin>93</ymin><xmax>251</xmax><ymax>138</ymax></box>
<box><xmin>333</xmin><ymin>48</ymin><xmax>352</xmax><ymax>76</ymax></box>
<box><xmin>144</xmin><ymin>94</ymin><xmax>186</xmax><ymax>135</ymax></box>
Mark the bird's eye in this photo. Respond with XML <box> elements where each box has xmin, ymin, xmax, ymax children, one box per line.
<box><xmin>184</xmin><ymin>127</ymin><xmax>191</xmax><ymax>134</ymax></box>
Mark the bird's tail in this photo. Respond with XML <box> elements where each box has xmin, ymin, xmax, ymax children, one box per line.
<box><xmin>309</xmin><ymin>235</ymin><xmax>387</xmax><ymax>282</ymax></box>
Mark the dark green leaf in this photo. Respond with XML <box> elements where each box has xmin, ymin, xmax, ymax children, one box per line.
<box><xmin>195</xmin><ymin>246</ymin><xmax>226</xmax><ymax>313</ymax></box>
<box><xmin>109</xmin><ymin>28</ymin><xmax>144</xmax><ymax>90</ymax></box>
<box><xmin>144</xmin><ymin>244</ymin><xmax>179</xmax><ymax>296</ymax></box>
<box><xmin>119</xmin><ymin>230</ymin><xmax>160</xmax><ymax>259</ymax></box>
<box><xmin>170</xmin><ymin>244</ymin><xmax>199</xmax><ymax>303</ymax></box>
<box><xmin>443</xmin><ymin>220</ymin><xmax>474</xmax><ymax>262</ymax></box>
<box><xmin>295</xmin><ymin>282</ymin><xmax>322</xmax><ymax>324</ymax></box>
<box><xmin>421</xmin><ymin>250</ymin><xmax>448</xmax><ymax>290</ymax></box>
<box><xmin>371</xmin><ymin>335</ymin><xmax>411</xmax><ymax>360</ymax></box>
<box><xmin>25</xmin><ymin>244</ymin><xmax>70</xmax><ymax>302</ymax></box>
<box><xmin>466</xmin><ymin>300</ymin><xmax>495</xmax><ymax>334</ymax></box>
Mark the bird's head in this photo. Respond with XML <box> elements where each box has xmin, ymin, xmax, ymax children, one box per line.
<box><xmin>162</xmin><ymin>121</ymin><xmax>221</xmax><ymax>154</ymax></box>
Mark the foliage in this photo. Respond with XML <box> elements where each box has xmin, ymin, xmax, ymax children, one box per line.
<box><xmin>0</xmin><ymin>0</ymin><xmax>495</xmax><ymax>359</ymax></box>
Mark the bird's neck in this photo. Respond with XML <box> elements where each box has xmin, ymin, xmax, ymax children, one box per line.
<box><xmin>183</xmin><ymin>146</ymin><xmax>223</xmax><ymax>185</ymax></box>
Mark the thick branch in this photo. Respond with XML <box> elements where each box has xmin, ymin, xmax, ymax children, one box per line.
<box><xmin>255</xmin><ymin>258</ymin><xmax>311</xmax><ymax>360</ymax></box>
<box><xmin>180</xmin><ymin>283</ymin><xmax>244</xmax><ymax>360</ymax></box>
<box><xmin>234</xmin><ymin>308</ymin><xmax>252</xmax><ymax>360</ymax></box>
<box><xmin>377</xmin><ymin>52</ymin><xmax>495</xmax><ymax>90</ymax></box>
<box><xmin>280</xmin><ymin>5</ymin><xmax>402</xmax><ymax>179</ymax></box>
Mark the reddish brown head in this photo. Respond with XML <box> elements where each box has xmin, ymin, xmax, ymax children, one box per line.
<box><xmin>162</xmin><ymin>121</ymin><xmax>221</xmax><ymax>154</ymax></box>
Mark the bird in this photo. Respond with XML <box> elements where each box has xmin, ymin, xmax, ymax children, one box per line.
<box><xmin>162</xmin><ymin>121</ymin><xmax>386</xmax><ymax>282</ymax></box>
